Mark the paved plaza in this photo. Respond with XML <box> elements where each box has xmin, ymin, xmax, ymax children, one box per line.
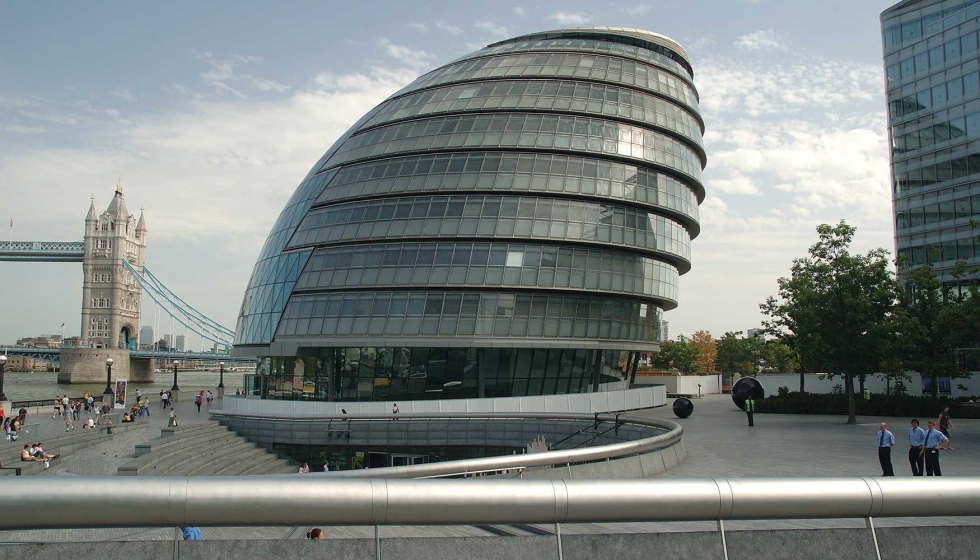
<box><xmin>0</xmin><ymin>393</ymin><xmax>977</xmax><ymax>542</ymax></box>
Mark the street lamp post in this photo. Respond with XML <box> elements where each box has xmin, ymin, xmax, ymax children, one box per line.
<box><xmin>104</xmin><ymin>358</ymin><xmax>114</xmax><ymax>399</ymax></box>
<box><xmin>171</xmin><ymin>360</ymin><xmax>180</xmax><ymax>403</ymax></box>
<box><xmin>0</xmin><ymin>354</ymin><xmax>7</xmax><ymax>402</ymax></box>
<box><xmin>217</xmin><ymin>361</ymin><xmax>225</xmax><ymax>399</ymax></box>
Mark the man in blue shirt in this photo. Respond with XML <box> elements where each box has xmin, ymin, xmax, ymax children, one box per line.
<box><xmin>922</xmin><ymin>420</ymin><xmax>949</xmax><ymax>476</ymax></box>
<box><xmin>877</xmin><ymin>422</ymin><xmax>895</xmax><ymax>476</ymax></box>
<box><xmin>908</xmin><ymin>419</ymin><xmax>926</xmax><ymax>476</ymax></box>
<box><xmin>181</xmin><ymin>527</ymin><xmax>203</xmax><ymax>540</ymax></box>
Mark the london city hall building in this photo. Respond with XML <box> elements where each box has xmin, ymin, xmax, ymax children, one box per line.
<box><xmin>233</xmin><ymin>28</ymin><xmax>705</xmax><ymax>407</ymax></box>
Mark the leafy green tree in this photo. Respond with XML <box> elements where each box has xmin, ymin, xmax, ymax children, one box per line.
<box><xmin>761</xmin><ymin>340</ymin><xmax>797</xmax><ymax>374</ymax></box>
<box><xmin>715</xmin><ymin>331</ymin><xmax>761</xmax><ymax>376</ymax></box>
<box><xmin>649</xmin><ymin>335</ymin><xmax>701</xmax><ymax>375</ymax></box>
<box><xmin>895</xmin><ymin>262</ymin><xmax>974</xmax><ymax>398</ymax></box>
<box><xmin>761</xmin><ymin>221</ymin><xmax>898</xmax><ymax>424</ymax></box>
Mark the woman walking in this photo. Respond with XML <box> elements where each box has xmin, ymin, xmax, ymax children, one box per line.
<box><xmin>939</xmin><ymin>406</ymin><xmax>955</xmax><ymax>451</ymax></box>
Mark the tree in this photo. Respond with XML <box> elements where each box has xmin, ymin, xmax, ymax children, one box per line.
<box><xmin>649</xmin><ymin>335</ymin><xmax>701</xmax><ymax>374</ymax></box>
<box><xmin>895</xmin><ymin>262</ymin><xmax>973</xmax><ymax>398</ymax></box>
<box><xmin>761</xmin><ymin>340</ymin><xmax>797</xmax><ymax>374</ymax></box>
<box><xmin>761</xmin><ymin>221</ymin><xmax>898</xmax><ymax>424</ymax></box>
<box><xmin>715</xmin><ymin>331</ymin><xmax>761</xmax><ymax>377</ymax></box>
<box><xmin>689</xmin><ymin>330</ymin><xmax>717</xmax><ymax>373</ymax></box>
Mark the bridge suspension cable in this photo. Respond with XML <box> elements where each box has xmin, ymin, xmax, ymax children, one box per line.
<box><xmin>122</xmin><ymin>260</ymin><xmax>233</xmax><ymax>350</ymax></box>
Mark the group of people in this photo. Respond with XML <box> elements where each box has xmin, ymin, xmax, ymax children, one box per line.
<box><xmin>3</xmin><ymin>415</ymin><xmax>25</xmax><ymax>442</ymax></box>
<box><xmin>877</xmin><ymin>407</ymin><xmax>956</xmax><ymax>477</ymax></box>
<box><xmin>298</xmin><ymin>461</ymin><xmax>331</xmax><ymax>473</ymax></box>
<box><xmin>194</xmin><ymin>391</ymin><xmax>214</xmax><ymax>412</ymax></box>
<box><xmin>160</xmin><ymin>391</ymin><xmax>173</xmax><ymax>408</ymax></box>
<box><xmin>20</xmin><ymin>442</ymin><xmax>55</xmax><ymax>468</ymax></box>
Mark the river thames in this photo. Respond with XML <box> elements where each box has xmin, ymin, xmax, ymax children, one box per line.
<box><xmin>2</xmin><ymin>370</ymin><xmax>248</xmax><ymax>402</ymax></box>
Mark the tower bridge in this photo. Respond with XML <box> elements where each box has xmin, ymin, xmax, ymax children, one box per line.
<box><xmin>0</xmin><ymin>183</ymin><xmax>253</xmax><ymax>386</ymax></box>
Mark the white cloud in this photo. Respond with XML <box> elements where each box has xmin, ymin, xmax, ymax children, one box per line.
<box><xmin>377</xmin><ymin>38</ymin><xmax>437</xmax><ymax>70</ymax></box>
<box><xmin>110</xmin><ymin>89</ymin><xmax>137</xmax><ymax>102</ymax></box>
<box><xmin>409</xmin><ymin>22</ymin><xmax>428</xmax><ymax>32</ymax></box>
<box><xmin>474</xmin><ymin>20</ymin><xmax>508</xmax><ymax>37</ymax></box>
<box><xmin>626</xmin><ymin>5</ymin><xmax>651</xmax><ymax>15</ymax></box>
<box><xmin>734</xmin><ymin>29</ymin><xmax>784</xmax><ymax>51</ymax></box>
<box><xmin>2</xmin><ymin>124</ymin><xmax>46</xmax><ymax>134</ymax></box>
<box><xmin>709</xmin><ymin>174</ymin><xmax>761</xmax><ymax>195</ymax></box>
<box><xmin>512</xmin><ymin>7</ymin><xmax>525</xmax><ymax>17</ymax></box>
<box><xmin>251</xmin><ymin>78</ymin><xmax>290</xmax><ymax>93</ymax></box>
<box><xmin>434</xmin><ymin>20</ymin><xmax>463</xmax><ymax>35</ymax></box>
<box><xmin>548</xmin><ymin>11</ymin><xmax>591</xmax><ymax>25</ymax></box>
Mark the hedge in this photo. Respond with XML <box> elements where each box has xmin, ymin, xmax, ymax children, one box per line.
<box><xmin>755</xmin><ymin>392</ymin><xmax>980</xmax><ymax>419</ymax></box>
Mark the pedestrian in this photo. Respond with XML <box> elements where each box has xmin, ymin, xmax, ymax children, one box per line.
<box><xmin>744</xmin><ymin>396</ymin><xmax>755</xmax><ymax>427</ymax></box>
<box><xmin>106</xmin><ymin>417</ymin><xmax>114</xmax><ymax>435</ymax></box>
<box><xmin>164</xmin><ymin>391</ymin><xmax>171</xmax><ymax>408</ymax></box>
<box><xmin>169</xmin><ymin>408</ymin><xmax>177</xmax><ymax>427</ymax></box>
<box><xmin>195</xmin><ymin>394</ymin><xmax>202</xmax><ymax>413</ymax></box>
<box><xmin>61</xmin><ymin>396</ymin><xmax>69</xmax><ymax>418</ymax></box>
<box><xmin>135</xmin><ymin>388</ymin><xmax>142</xmax><ymax>402</ymax></box>
<box><xmin>908</xmin><ymin>419</ymin><xmax>926</xmax><ymax>476</ymax></box>
<box><xmin>922</xmin><ymin>420</ymin><xmax>949</xmax><ymax>476</ymax></box>
<box><xmin>298</xmin><ymin>462</ymin><xmax>310</xmax><ymax>473</ymax></box>
<box><xmin>323</xmin><ymin>461</ymin><xmax>330</xmax><ymax>472</ymax></box>
<box><xmin>181</xmin><ymin>527</ymin><xmax>203</xmax><ymax>540</ymax></box>
<box><xmin>205</xmin><ymin>390</ymin><xmax>213</xmax><ymax>405</ymax></box>
<box><xmin>18</xmin><ymin>406</ymin><xmax>27</xmax><ymax>426</ymax></box>
<box><xmin>53</xmin><ymin>396</ymin><xmax>62</xmax><ymax>418</ymax></box>
<box><xmin>86</xmin><ymin>394</ymin><xmax>94</xmax><ymax>412</ymax></box>
<box><xmin>74</xmin><ymin>401</ymin><xmax>82</xmax><ymax>421</ymax></box>
<box><xmin>83</xmin><ymin>392</ymin><xmax>90</xmax><ymax>412</ymax></box>
<box><xmin>64</xmin><ymin>414</ymin><xmax>73</xmax><ymax>432</ymax></box>
<box><xmin>392</xmin><ymin>403</ymin><xmax>399</xmax><ymax>414</ymax></box>
<box><xmin>938</xmin><ymin>406</ymin><xmax>955</xmax><ymax>451</ymax></box>
<box><xmin>306</xmin><ymin>528</ymin><xmax>325</xmax><ymax>540</ymax></box>
<box><xmin>94</xmin><ymin>404</ymin><xmax>102</xmax><ymax>425</ymax></box>
<box><xmin>876</xmin><ymin>422</ymin><xmax>895</xmax><ymax>476</ymax></box>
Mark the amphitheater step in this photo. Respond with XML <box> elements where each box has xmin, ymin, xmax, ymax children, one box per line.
<box><xmin>120</xmin><ymin>421</ymin><xmax>295</xmax><ymax>477</ymax></box>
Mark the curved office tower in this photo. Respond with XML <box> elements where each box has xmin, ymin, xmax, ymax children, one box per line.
<box><xmin>234</xmin><ymin>27</ymin><xmax>705</xmax><ymax>403</ymax></box>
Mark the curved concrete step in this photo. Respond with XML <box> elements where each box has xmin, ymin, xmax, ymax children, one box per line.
<box><xmin>120</xmin><ymin>432</ymin><xmax>245</xmax><ymax>475</ymax></box>
<box><xmin>179</xmin><ymin>445</ymin><xmax>268</xmax><ymax>477</ymax></box>
<box><xmin>136</xmin><ymin>424</ymin><xmax>229</xmax><ymax>456</ymax></box>
<box><xmin>241</xmin><ymin>457</ymin><xmax>294</xmax><ymax>476</ymax></box>
<box><xmin>202</xmin><ymin>447</ymin><xmax>275</xmax><ymax>476</ymax></box>
<box><xmin>151</xmin><ymin>439</ymin><xmax>257</xmax><ymax>476</ymax></box>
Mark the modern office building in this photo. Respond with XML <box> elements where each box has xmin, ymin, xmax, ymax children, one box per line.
<box><xmin>175</xmin><ymin>334</ymin><xmax>186</xmax><ymax>352</ymax></box>
<box><xmin>882</xmin><ymin>1</ymin><xmax>980</xmax><ymax>293</ymax></box>
<box><xmin>234</xmin><ymin>27</ymin><xmax>706</xmax><ymax>403</ymax></box>
<box><xmin>139</xmin><ymin>326</ymin><xmax>153</xmax><ymax>348</ymax></box>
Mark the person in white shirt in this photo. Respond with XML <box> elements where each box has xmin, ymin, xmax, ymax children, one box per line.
<box><xmin>876</xmin><ymin>422</ymin><xmax>895</xmax><ymax>476</ymax></box>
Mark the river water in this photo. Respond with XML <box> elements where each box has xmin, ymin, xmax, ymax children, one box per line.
<box><xmin>3</xmin><ymin>370</ymin><xmax>247</xmax><ymax>402</ymax></box>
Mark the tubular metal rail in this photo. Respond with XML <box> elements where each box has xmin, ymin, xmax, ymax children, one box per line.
<box><xmin>209</xmin><ymin>410</ymin><xmax>681</xmax><ymax>478</ymax></box>
<box><xmin>0</xmin><ymin>477</ymin><xmax>978</xmax><ymax>529</ymax></box>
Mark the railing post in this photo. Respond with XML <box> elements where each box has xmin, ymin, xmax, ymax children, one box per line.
<box><xmin>173</xmin><ymin>527</ymin><xmax>180</xmax><ymax>560</ymax></box>
<box><xmin>554</xmin><ymin>522</ymin><xmax>563</xmax><ymax>560</ymax></box>
<box><xmin>717</xmin><ymin>520</ymin><xmax>729</xmax><ymax>560</ymax></box>
<box><xmin>865</xmin><ymin>517</ymin><xmax>882</xmax><ymax>560</ymax></box>
<box><xmin>375</xmin><ymin>524</ymin><xmax>381</xmax><ymax>560</ymax></box>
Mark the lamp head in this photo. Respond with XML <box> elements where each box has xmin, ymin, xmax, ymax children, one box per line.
<box><xmin>106</xmin><ymin>358</ymin><xmax>114</xmax><ymax>366</ymax></box>
<box><xmin>219</xmin><ymin>362</ymin><xmax>225</xmax><ymax>366</ymax></box>
<box><xmin>0</xmin><ymin>355</ymin><xmax>6</xmax><ymax>365</ymax></box>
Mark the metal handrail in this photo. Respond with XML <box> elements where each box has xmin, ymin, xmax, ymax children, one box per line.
<box><xmin>210</xmin><ymin>410</ymin><xmax>682</xmax><ymax>478</ymax></box>
<box><xmin>0</xmin><ymin>477</ymin><xmax>978</xmax><ymax>529</ymax></box>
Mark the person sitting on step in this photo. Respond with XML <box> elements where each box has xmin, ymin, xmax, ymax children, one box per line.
<box><xmin>20</xmin><ymin>445</ymin><xmax>43</xmax><ymax>462</ymax></box>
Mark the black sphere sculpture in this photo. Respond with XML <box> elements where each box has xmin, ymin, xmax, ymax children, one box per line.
<box><xmin>732</xmin><ymin>377</ymin><xmax>765</xmax><ymax>410</ymax></box>
<box><xmin>672</xmin><ymin>397</ymin><xmax>694</xmax><ymax>419</ymax></box>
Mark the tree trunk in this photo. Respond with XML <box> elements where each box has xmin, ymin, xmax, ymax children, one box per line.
<box><xmin>844</xmin><ymin>372</ymin><xmax>856</xmax><ymax>424</ymax></box>
<box><xmin>799</xmin><ymin>369</ymin><xmax>805</xmax><ymax>394</ymax></box>
<box><xmin>931</xmin><ymin>373</ymin><xmax>939</xmax><ymax>399</ymax></box>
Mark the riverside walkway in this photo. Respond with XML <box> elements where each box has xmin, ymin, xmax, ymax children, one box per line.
<box><xmin>0</xmin><ymin>394</ymin><xmax>976</xmax><ymax>543</ymax></box>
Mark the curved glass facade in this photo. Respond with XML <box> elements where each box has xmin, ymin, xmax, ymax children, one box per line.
<box><xmin>235</xmin><ymin>27</ymin><xmax>705</xmax><ymax>403</ymax></box>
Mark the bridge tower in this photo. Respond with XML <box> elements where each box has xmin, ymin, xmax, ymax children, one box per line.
<box><xmin>80</xmin><ymin>182</ymin><xmax>146</xmax><ymax>350</ymax></box>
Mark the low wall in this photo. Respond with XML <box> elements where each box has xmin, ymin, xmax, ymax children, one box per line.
<box><xmin>756</xmin><ymin>373</ymin><xmax>978</xmax><ymax>397</ymax></box>
<box><xmin>222</xmin><ymin>385</ymin><xmax>666</xmax><ymax>416</ymax></box>
<box><xmin>58</xmin><ymin>349</ymin><xmax>131</xmax><ymax>384</ymax></box>
<box><xmin>635</xmin><ymin>374</ymin><xmax>721</xmax><ymax>395</ymax></box>
<box><xmin>2</xmin><ymin>526</ymin><xmax>978</xmax><ymax>560</ymax></box>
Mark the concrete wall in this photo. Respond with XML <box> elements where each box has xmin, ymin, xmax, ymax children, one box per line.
<box><xmin>755</xmin><ymin>373</ymin><xmax>979</xmax><ymax>397</ymax></box>
<box><xmin>636</xmin><ymin>374</ymin><xmax>721</xmax><ymax>395</ymax></box>
<box><xmin>222</xmin><ymin>385</ymin><xmax>666</xmax><ymax>416</ymax></box>
<box><xmin>129</xmin><ymin>358</ymin><xmax>154</xmax><ymax>384</ymax></box>
<box><xmin>2</xmin><ymin>526</ymin><xmax>978</xmax><ymax>560</ymax></box>
<box><xmin>58</xmin><ymin>348</ymin><xmax>130</xmax><ymax>384</ymax></box>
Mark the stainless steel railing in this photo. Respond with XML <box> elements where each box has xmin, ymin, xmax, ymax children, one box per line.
<box><xmin>0</xmin><ymin>477</ymin><xmax>978</xmax><ymax>529</ymax></box>
<box><xmin>209</xmin><ymin>410</ymin><xmax>682</xmax><ymax>478</ymax></box>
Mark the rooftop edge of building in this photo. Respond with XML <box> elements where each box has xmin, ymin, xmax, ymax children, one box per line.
<box><xmin>489</xmin><ymin>27</ymin><xmax>693</xmax><ymax>75</ymax></box>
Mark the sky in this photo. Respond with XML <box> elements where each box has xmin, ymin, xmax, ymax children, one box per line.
<box><xmin>0</xmin><ymin>0</ymin><xmax>899</xmax><ymax>346</ymax></box>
